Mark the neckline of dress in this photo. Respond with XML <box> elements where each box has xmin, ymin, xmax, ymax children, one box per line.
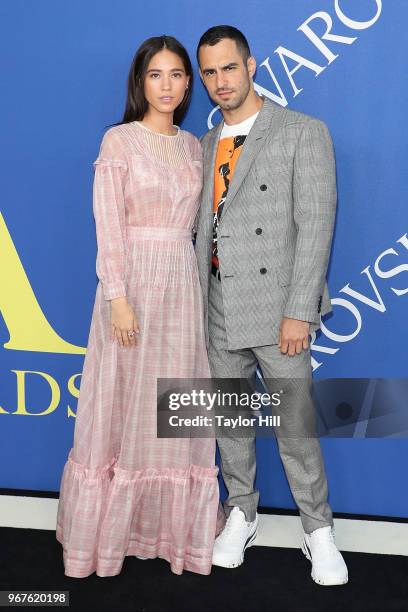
<box><xmin>125</xmin><ymin>122</ymin><xmax>191</xmax><ymax>169</ymax></box>
<box><xmin>133</xmin><ymin>121</ymin><xmax>181</xmax><ymax>138</ymax></box>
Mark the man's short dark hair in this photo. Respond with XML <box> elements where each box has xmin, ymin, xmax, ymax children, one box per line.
<box><xmin>196</xmin><ymin>25</ymin><xmax>251</xmax><ymax>65</ymax></box>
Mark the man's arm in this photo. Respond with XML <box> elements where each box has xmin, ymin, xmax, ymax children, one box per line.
<box><xmin>283</xmin><ymin>118</ymin><xmax>337</xmax><ymax>323</ymax></box>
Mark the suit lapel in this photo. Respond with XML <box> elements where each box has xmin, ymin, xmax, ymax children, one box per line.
<box><xmin>219</xmin><ymin>97</ymin><xmax>286</xmax><ymax>223</ymax></box>
<box><xmin>201</xmin><ymin>120</ymin><xmax>223</xmax><ymax>234</ymax></box>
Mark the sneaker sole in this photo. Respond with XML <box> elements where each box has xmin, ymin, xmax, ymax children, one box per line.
<box><xmin>301</xmin><ymin>538</ymin><xmax>348</xmax><ymax>586</ymax></box>
<box><xmin>213</xmin><ymin>528</ymin><xmax>258</xmax><ymax>569</ymax></box>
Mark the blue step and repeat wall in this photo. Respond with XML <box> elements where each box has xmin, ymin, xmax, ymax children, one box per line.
<box><xmin>1</xmin><ymin>1</ymin><xmax>407</xmax><ymax>518</ymax></box>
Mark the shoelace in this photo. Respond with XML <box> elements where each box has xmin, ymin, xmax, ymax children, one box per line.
<box><xmin>311</xmin><ymin>528</ymin><xmax>337</xmax><ymax>553</ymax></box>
<box><xmin>222</xmin><ymin>512</ymin><xmax>250</xmax><ymax>536</ymax></box>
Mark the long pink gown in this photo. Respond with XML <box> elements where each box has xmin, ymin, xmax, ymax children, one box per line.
<box><xmin>56</xmin><ymin>121</ymin><xmax>223</xmax><ymax>577</ymax></box>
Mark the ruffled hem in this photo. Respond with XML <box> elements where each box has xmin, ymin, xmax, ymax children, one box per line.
<box><xmin>56</xmin><ymin>449</ymin><xmax>223</xmax><ymax>578</ymax></box>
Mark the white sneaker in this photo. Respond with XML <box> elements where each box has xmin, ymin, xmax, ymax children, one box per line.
<box><xmin>212</xmin><ymin>506</ymin><xmax>258</xmax><ymax>568</ymax></box>
<box><xmin>302</xmin><ymin>525</ymin><xmax>348</xmax><ymax>585</ymax></box>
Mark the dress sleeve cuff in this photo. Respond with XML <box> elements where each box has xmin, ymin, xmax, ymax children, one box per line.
<box><xmin>100</xmin><ymin>280</ymin><xmax>127</xmax><ymax>301</ymax></box>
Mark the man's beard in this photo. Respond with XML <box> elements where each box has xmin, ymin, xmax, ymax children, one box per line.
<box><xmin>217</xmin><ymin>78</ymin><xmax>251</xmax><ymax>111</ymax></box>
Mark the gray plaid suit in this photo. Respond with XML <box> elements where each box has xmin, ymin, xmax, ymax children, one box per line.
<box><xmin>195</xmin><ymin>97</ymin><xmax>336</xmax><ymax>532</ymax></box>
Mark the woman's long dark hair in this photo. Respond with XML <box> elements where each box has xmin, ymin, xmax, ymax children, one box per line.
<box><xmin>111</xmin><ymin>35</ymin><xmax>193</xmax><ymax>128</ymax></box>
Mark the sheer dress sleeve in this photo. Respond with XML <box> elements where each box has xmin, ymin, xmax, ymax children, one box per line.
<box><xmin>92</xmin><ymin>128</ymin><xmax>128</xmax><ymax>300</ymax></box>
<box><xmin>189</xmin><ymin>133</ymin><xmax>203</xmax><ymax>237</ymax></box>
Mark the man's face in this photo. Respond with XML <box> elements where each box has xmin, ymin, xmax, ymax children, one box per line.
<box><xmin>198</xmin><ymin>38</ymin><xmax>254</xmax><ymax>112</ymax></box>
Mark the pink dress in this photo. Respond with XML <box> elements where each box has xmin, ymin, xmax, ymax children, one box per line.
<box><xmin>56</xmin><ymin>121</ymin><xmax>223</xmax><ymax>577</ymax></box>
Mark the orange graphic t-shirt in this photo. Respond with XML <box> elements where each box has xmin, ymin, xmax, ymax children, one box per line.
<box><xmin>212</xmin><ymin>111</ymin><xmax>259</xmax><ymax>270</ymax></box>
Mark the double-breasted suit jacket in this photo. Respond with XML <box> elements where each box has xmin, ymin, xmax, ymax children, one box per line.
<box><xmin>195</xmin><ymin>97</ymin><xmax>337</xmax><ymax>351</ymax></box>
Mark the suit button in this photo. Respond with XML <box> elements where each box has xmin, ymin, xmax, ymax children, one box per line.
<box><xmin>255</xmin><ymin>228</ymin><xmax>262</xmax><ymax>235</ymax></box>
<box><xmin>260</xmin><ymin>267</ymin><xmax>267</xmax><ymax>274</ymax></box>
<box><xmin>260</xmin><ymin>184</ymin><xmax>267</xmax><ymax>191</ymax></box>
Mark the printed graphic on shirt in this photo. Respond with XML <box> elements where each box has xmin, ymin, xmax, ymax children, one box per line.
<box><xmin>212</xmin><ymin>135</ymin><xmax>247</xmax><ymax>269</ymax></box>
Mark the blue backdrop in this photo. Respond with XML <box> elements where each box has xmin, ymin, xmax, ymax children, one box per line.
<box><xmin>1</xmin><ymin>0</ymin><xmax>407</xmax><ymax>518</ymax></box>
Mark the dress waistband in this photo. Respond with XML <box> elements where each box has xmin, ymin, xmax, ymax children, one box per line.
<box><xmin>126</xmin><ymin>226</ymin><xmax>192</xmax><ymax>241</ymax></box>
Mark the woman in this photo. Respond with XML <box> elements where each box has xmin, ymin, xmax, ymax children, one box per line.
<box><xmin>56</xmin><ymin>35</ymin><xmax>223</xmax><ymax>577</ymax></box>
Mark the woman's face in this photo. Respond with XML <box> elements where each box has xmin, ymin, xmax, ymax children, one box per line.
<box><xmin>143</xmin><ymin>49</ymin><xmax>189</xmax><ymax>117</ymax></box>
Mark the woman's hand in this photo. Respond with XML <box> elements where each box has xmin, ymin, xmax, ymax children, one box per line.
<box><xmin>110</xmin><ymin>297</ymin><xmax>139</xmax><ymax>347</ymax></box>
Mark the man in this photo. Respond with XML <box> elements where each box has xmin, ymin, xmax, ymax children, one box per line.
<box><xmin>195</xmin><ymin>25</ymin><xmax>348</xmax><ymax>586</ymax></box>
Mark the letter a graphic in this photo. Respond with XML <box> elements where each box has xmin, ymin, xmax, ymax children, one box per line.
<box><xmin>0</xmin><ymin>212</ymin><xmax>85</xmax><ymax>353</ymax></box>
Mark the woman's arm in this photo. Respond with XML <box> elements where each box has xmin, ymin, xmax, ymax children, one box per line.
<box><xmin>93</xmin><ymin>128</ymin><xmax>128</xmax><ymax>301</ymax></box>
<box><xmin>92</xmin><ymin>128</ymin><xmax>139</xmax><ymax>347</ymax></box>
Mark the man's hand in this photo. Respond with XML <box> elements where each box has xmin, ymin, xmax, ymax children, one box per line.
<box><xmin>278</xmin><ymin>317</ymin><xmax>310</xmax><ymax>356</ymax></box>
